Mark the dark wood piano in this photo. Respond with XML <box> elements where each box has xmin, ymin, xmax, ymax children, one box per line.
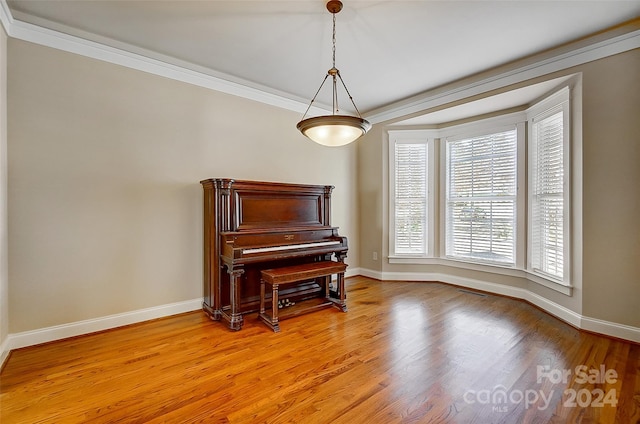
<box><xmin>201</xmin><ymin>178</ymin><xmax>348</xmax><ymax>330</ymax></box>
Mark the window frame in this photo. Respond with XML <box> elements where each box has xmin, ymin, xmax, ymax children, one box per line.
<box><xmin>388</xmin><ymin>130</ymin><xmax>436</xmax><ymax>259</ymax></box>
<box><xmin>443</xmin><ymin>125</ymin><xmax>520</xmax><ymax>267</ymax></box>
<box><xmin>527</xmin><ymin>87</ymin><xmax>571</xmax><ymax>286</ymax></box>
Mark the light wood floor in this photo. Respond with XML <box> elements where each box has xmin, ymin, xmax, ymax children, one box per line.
<box><xmin>1</xmin><ymin>276</ymin><xmax>639</xmax><ymax>423</ymax></box>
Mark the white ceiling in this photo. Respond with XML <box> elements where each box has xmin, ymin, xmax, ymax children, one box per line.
<box><xmin>6</xmin><ymin>0</ymin><xmax>640</xmax><ymax>123</ymax></box>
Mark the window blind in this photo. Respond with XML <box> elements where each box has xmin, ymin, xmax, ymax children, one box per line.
<box><xmin>446</xmin><ymin>129</ymin><xmax>517</xmax><ymax>264</ymax></box>
<box><xmin>394</xmin><ymin>142</ymin><xmax>428</xmax><ymax>254</ymax></box>
<box><xmin>530</xmin><ymin>110</ymin><xmax>564</xmax><ymax>280</ymax></box>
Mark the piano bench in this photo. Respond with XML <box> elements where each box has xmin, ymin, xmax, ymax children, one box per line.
<box><xmin>258</xmin><ymin>261</ymin><xmax>347</xmax><ymax>332</ymax></box>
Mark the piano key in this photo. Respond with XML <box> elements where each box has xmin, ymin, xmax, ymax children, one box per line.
<box><xmin>242</xmin><ymin>240</ymin><xmax>341</xmax><ymax>255</ymax></box>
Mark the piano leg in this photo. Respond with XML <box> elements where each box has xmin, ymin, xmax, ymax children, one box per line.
<box><xmin>228</xmin><ymin>268</ymin><xmax>245</xmax><ymax>331</ymax></box>
<box><xmin>203</xmin><ymin>303</ymin><xmax>221</xmax><ymax>321</ymax></box>
<box><xmin>208</xmin><ymin>266</ymin><xmax>223</xmax><ymax>321</ymax></box>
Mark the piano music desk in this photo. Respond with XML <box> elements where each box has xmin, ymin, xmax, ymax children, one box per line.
<box><xmin>259</xmin><ymin>261</ymin><xmax>347</xmax><ymax>332</ymax></box>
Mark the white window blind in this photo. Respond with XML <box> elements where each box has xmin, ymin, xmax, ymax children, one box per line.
<box><xmin>446</xmin><ymin>129</ymin><xmax>517</xmax><ymax>264</ymax></box>
<box><xmin>530</xmin><ymin>109</ymin><xmax>565</xmax><ymax>280</ymax></box>
<box><xmin>394</xmin><ymin>142</ymin><xmax>428</xmax><ymax>255</ymax></box>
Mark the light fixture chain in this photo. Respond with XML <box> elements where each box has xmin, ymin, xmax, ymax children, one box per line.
<box><xmin>300</xmin><ymin>73</ymin><xmax>330</xmax><ymax>121</ymax></box>
<box><xmin>332</xmin><ymin>12</ymin><xmax>336</xmax><ymax>69</ymax></box>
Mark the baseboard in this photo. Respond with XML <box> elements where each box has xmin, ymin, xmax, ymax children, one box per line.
<box><xmin>357</xmin><ymin>268</ymin><xmax>383</xmax><ymax>281</ymax></box>
<box><xmin>3</xmin><ymin>298</ymin><xmax>202</xmax><ymax>355</ymax></box>
<box><xmin>3</xmin><ymin>269</ymin><xmax>637</xmax><ymax>364</ymax></box>
<box><xmin>579</xmin><ymin>315</ymin><xmax>640</xmax><ymax>343</ymax></box>
<box><xmin>359</xmin><ymin>268</ymin><xmax>640</xmax><ymax>344</ymax></box>
<box><xmin>0</xmin><ymin>336</ymin><xmax>10</xmax><ymax>370</ymax></box>
<box><xmin>345</xmin><ymin>267</ymin><xmax>361</xmax><ymax>279</ymax></box>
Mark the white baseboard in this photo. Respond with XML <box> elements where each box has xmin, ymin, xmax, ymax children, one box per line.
<box><xmin>3</xmin><ymin>270</ymin><xmax>637</xmax><ymax>367</ymax></box>
<box><xmin>579</xmin><ymin>315</ymin><xmax>640</xmax><ymax>343</ymax></box>
<box><xmin>359</xmin><ymin>268</ymin><xmax>640</xmax><ymax>344</ymax></box>
<box><xmin>2</xmin><ymin>298</ymin><xmax>202</xmax><ymax>361</ymax></box>
<box><xmin>523</xmin><ymin>289</ymin><xmax>583</xmax><ymax>329</ymax></box>
<box><xmin>345</xmin><ymin>267</ymin><xmax>361</xmax><ymax>279</ymax></box>
<box><xmin>0</xmin><ymin>336</ymin><xmax>10</xmax><ymax>369</ymax></box>
<box><xmin>357</xmin><ymin>268</ymin><xmax>383</xmax><ymax>281</ymax></box>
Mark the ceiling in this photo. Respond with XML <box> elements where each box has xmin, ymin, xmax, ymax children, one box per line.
<box><xmin>6</xmin><ymin>0</ymin><xmax>640</xmax><ymax>124</ymax></box>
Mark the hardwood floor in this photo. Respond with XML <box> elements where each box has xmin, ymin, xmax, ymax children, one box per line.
<box><xmin>1</xmin><ymin>276</ymin><xmax>639</xmax><ymax>423</ymax></box>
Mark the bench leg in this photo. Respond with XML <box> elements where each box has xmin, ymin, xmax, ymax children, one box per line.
<box><xmin>260</xmin><ymin>278</ymin><xmax>265</xmax><ymax>315</ymax></box>
<box><xmin>324</xmin><ymin>275</ymin><xmax>330</xmax><ymax>299</ymax></box>
<box><xmin>271</xmin><ymin>283</ymin><xmax>280</xmax><ymax>332</ymax></box>
<box><xmin>336</xmin><ymin>272</ymin><xmax>347</xmax><ymax>312</ymax></box>
<box><xmin>258</xmin><ymin>281</ymin><xmax>281</xmax><ymax>333</ymax></box>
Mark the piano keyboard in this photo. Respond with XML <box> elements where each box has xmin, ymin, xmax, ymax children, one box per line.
<box><xmin>242</xmin><ymin>240</ymin><xmax>341</xmax><ymax>255</ymax></box>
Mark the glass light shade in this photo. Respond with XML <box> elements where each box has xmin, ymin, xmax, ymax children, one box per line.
<box><xmin>297</xmin><ymin>115</ymin><xmax>371</xmax><ymax>147</ymax></box>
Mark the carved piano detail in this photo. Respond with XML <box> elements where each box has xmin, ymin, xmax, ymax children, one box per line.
<box><xmin>201</xmin><ymin>179</ymin><xmax>348</xmax><ymax>330</ymax></box>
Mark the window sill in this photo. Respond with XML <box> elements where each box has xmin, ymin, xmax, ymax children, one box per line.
<box><xmin>388</xmin><ymin>256</ymin><xmax>573</xmax><ymax>295</ymax></box>
<box><xmin>525</xmin><ymin>272</ymin><xmax>573</xmax><ymax>296</ymax></box>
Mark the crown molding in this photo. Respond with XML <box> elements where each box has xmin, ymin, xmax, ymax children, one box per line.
<box><xmin>0</xmin><ymin>0</ymin><xmax>13</xmax><ymax>33</ymax></box>
<box><xmin>366</xmin><ymin>27</ymin><xmax>640</xmax><ymax>124</ymax></box>
<box><xmin>0</xmin><ymin>0</ymin><xmax>327</xmax><ymax>117</ymax></box>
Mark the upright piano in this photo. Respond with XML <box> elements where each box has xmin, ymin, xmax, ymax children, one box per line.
<box><xmin>201</xmin><ymin>178</ymin><xmax>348</xmax><ymax>330</ymax></box>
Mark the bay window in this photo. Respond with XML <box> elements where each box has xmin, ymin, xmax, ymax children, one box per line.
<box><xmin>389</xmin><ymin>86</ymin><xmax>573</xmax><ymax>290</ymax></box>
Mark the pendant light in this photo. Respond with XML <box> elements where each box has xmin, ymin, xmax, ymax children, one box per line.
<box><xmin>297</xmin><ymin>0</ymin><xmax>371</xmax><ymax>147</ymax></box>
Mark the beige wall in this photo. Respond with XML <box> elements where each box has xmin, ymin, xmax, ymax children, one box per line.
<box><xmin>5</xmin><ymin>29</ymin><xmax>638</xmax><ymax>340</ymax></box>
<box><xmin>580</xmin><ymin>50</ymin><xmax>640</xmax><ymax>326</ymax></box>
<box><xmin>7</xmin><ymin>39</ymin><xmax>359</xmax><ymax>333</ymax></box>
<box><xmin>357</xmin><ymin>124</ymin><xmax>385</xmax><ymax>271</ymax></box>
<box><xmin>1</xmin><ymin>25</ymin><xmax>8</xmax><ymax>350</ymax></box>
<box><xmin>358</xmin><ymin>49</ymin><xmax>640</xmax><ymax>329</ymax></box>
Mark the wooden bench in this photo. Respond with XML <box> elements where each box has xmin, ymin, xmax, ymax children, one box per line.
<box><xmin>258</xmin><ymin>261</ymin><xmax>347</xmax><ymax>332</ymax></box>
